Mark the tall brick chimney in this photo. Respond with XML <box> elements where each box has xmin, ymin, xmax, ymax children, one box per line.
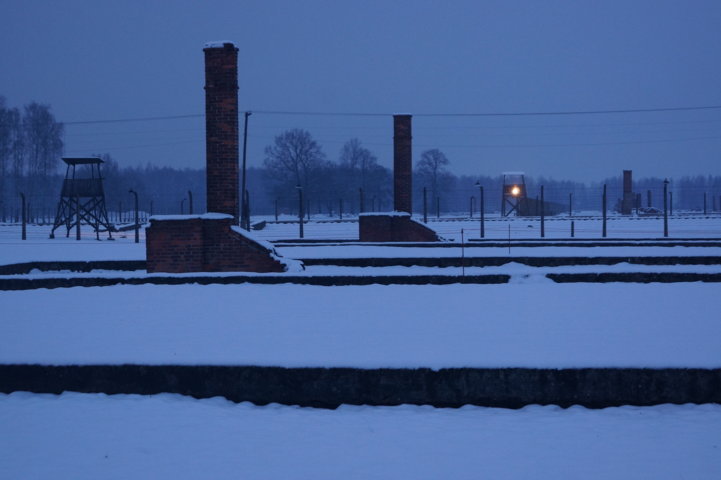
<box><xmin>621</xmin><ymin>169</ymin><xmax>634</xmax><ymax>214</ymax></box>
<box><xmin>393</xmin><ymin>114</ymin><xmax>412</xmax><ymax>213</ymax></box>
<box><xmin>204</xmin><ymin>42</ymin><xmax>239</xmax><ymax>222</ymax></box>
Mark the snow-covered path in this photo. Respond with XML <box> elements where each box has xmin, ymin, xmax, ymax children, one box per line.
<box><xmin>1</xmin><ymin>392</ymin><xmax>719</xmax><ymax>480</ymax></box>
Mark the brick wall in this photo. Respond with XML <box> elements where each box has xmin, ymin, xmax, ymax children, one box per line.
<box><xmin>393</xmin><ymin>114</ymin><xmax>412</xmax><ymax>214</ymax></box>
<box><xmin>204</xmin><ymin>42</ymin><xmax>239</xmax><ymax>222</ymax></box>
<box><xmin>146</xmin><ymin>216</ymin><xmax>287</xmax><ymax>273</ymax></box>
<box><xmin>359</xmin><ymin>214</ymin><xmax>439</xmax><ymax>242</ymax></box>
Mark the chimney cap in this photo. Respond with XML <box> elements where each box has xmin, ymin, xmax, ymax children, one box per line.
<box><xmin>204</xmin><ymin>40</ymin><xmax>236</xmax><ymax>49</ymax></box>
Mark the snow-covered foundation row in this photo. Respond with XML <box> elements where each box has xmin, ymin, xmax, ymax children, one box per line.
<box><xmin>1</xmin><ymin>392</ymin><xmax>719</xmax><ymax>480</ymax></box>
<box><xmin>2</xmin><ymin>283</ymin><xmax>719</xmax><ymax>368</ymax></box>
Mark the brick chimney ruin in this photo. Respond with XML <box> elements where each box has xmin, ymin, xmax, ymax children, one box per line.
<box><xmin>145</xmin><ymin>42</ymin><xmax>299</xmax><ymax>273</ymax></box>
<box><xmin>358</xmin><ymin>114</ymin><xmax>438</xmax><ymax>242</ymax></box>
<box><xmin>205</xmin><ymin>42</ymin><xmax>240</xmax><ymax>223</ymax></box>
<box><xmin>621</xmin><ymin>170</ymin><xmax>634</xmax><ymax>215</ymax></box>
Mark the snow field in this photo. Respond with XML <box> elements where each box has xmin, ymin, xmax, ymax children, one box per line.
<box><xmin>2</xmin><ymin>282</ymin><xmax>720</xmax><ymax>368</ymax></box>
<box><xmin>1</xmin><ymin>392</ymin><xmax>719</xmax><ymax>480</ymax></box>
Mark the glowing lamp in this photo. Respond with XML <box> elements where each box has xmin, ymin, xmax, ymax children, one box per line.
<box><xmin>511</xmin><ymin>185</ymin><xmax>521</xmax><ymax>196</ymax></box>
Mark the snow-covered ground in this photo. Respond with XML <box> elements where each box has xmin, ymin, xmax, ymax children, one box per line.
<box><xmin>1</xmin><ymin>392</ymin><xmax>719</xmax><ymax>480</ymax></box>
<box><xmin>1</xmin><ymin>219</ymin><xmax>720</xmax><ymax>266</ymax></box>
<box><xmin>2</xmin><ymin>220</ymin><xmax>719</xmax><ymax>478</ymax></box>
<box><xmin>252</xmin><ymin>212</ymin><xmax>721</xmax><ymax>241</ymax></box>
<box><xmin>3</xmin><ymin>282</ymin><xmax>720</xmax><ymax>368</ymax></box>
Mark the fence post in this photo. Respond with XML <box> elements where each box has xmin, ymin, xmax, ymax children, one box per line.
<box><xmin>480</xmin><ymin>186</ymin><xmax>485</xmax><ymax>239</ymax></box>
<box><xmin>20</xmin><ymin>193</ymin><xmax>26</xmax><ymax>240</ymax></box>
<box><xmin>663</xmin><ymin>179</ymin><xmax>669</xmax><ymax>238</ymax></box>
<box><xmin>540</xmin><ymin>185</ymin><xmax>545</xmax><ymax>238</ymax></box>
<box><xmin>423</xmin><ymin>187</ymin><xmax>428</xmax><ymax>223</ymax></box>
<box><xmin>602</xmin><ymin>184</ymin><xmax>607</xmax><ymax>238</ymax></box>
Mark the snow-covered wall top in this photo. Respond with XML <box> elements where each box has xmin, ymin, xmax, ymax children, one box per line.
<box><xmin>204</xmin><ymin>41</ymin><xmax>235</xmax><ymax>48</ymax></box>
<box><xmin>149</xmin><ymin>213</ymin><xmax>233</xmax><ymax>222</ymax></box>
<box><xmin>359</xmin><ymin>212</ymin><xmax>411</xmax><ymax>218</ymax></box>
<box><xmin>230</xmin><ymin>226</ymin><xmax>304</xmax><ymax>273</ymax></box>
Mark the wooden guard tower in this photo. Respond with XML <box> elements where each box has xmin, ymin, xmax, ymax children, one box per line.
<box><xmin>501</xmin><ymin>172</ymin><xmax>528</xmax><ymax>216</ymax></box>
<box><xmin>50</xmin><ymin>157</ymin><xmax>114</xmax><ymax>239</ymax></box>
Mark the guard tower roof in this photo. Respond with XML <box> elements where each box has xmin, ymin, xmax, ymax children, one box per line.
<box><xmin>62</xmin><ymin>157</ymin><xmax>104</xmax><ymax>166</ymax></box>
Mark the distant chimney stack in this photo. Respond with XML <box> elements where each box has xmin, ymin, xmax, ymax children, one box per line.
<box><xmin>204</xmin><ymin>42</ymin><xmax>239</xmax><ymax>222</ymax></box>
<box><xmin>621</xmin><ymin>169</ymin><xmax>634</xmax><ymax>215</ymax></box>
<box><xmin>393</xmin><ymin>114</ymin><xmax>412</xmax><ymax>213</ymax></box>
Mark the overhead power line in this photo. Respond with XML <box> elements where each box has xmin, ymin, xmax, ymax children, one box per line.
<box><xmin>61</xmin><ymin>104</ymin><xmax>721</xmax><ymax>125</ymax></box>
<box><xmin>253</xmin><ymin>105</ymin><xmax>721</xmax><ymax>117</ymax></box>
<box><xmin>64</xmin><ymin>114</ymin><xmax>203</xmax><ymax>125</ymax></box>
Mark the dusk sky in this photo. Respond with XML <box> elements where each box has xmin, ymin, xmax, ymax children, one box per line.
<box><xmin>2</xmin><ymin>0</ymin><xmax>720</xmax><ymax>182</ymax></box>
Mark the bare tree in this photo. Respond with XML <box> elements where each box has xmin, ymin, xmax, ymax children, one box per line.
<box><xmin>23</xmin><ymin>102</ymin><xmax>63</xmax><ymax>178</ymax></box>
<box><xmin>264</xmin><ymin>129</ymin><xmax>326</xmax><ymax>189</ymax></box>
<box><xmin>0</xmin><ymin>98</ymin><xmax>25</xmax><ymax>220</ymax></box>
<box><xmin>416</xmin><ymin>148</ymin><xmax>450</xmax><ymax>200</ymax></box>
<box><xmin>339</xmin><ymin>138</ymin><xmax>379</xmax><ymax>191</ymax></box>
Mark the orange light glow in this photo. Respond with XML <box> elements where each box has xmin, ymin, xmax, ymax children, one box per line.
<box><xmin>511</xmin><ymin>186</ymin><xmax>521</xmax><ymax>196</ymax></box>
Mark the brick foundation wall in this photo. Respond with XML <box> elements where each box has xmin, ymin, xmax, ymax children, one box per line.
<box><xmin>146</xmin><ymin>215</ymin><xmax>287</xmax><ymax>273</ymax></box>
<box><xmin>393</xmin><ymin>114</ymin><xmax>412</xmax><ymax>214</ymax></box>
<box><xmin>204</xmin><ymin>42</ymin><xmax>239</xmax><ymax>222</ymax></box>
<box><xmin>359</xmin><ymin>214</ymin><xmax>439</xmax><ymax>242</ymax></box>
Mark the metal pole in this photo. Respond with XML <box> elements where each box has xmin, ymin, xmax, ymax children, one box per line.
<box><xmin>75</xmin><ymin>195</ymin><xmax>81</xmax><ymax>240</ymax></box>
<box><xmin>540</xmin><ymin>185</ymin><xmax>545</xmax><ymax>238</ymax></box>
<box><xmin>129</xmin><ymin>189</ymin><xmax>139</xmax><ymax>243</ymax></box>
<box><xmin>20</xmin><ymin>193</ymin><xmax>26</xmax><ymax>240</ymax></box>
<box><xmin>188</xmin><ymin>190</ymin><xmax>193</xmax><ymax>215</ymax></box>
<box><xmin>297</xmin><ymin>186</ymin><xmax>304</xmax><ymax>239</ymax></box>
<box><xmin>480</xmin><ymin>185</ymin><xmax>485</xmax><ymax>239</ymax></box>
<box><xmin>241</xmin><ymin>111</ymin><xmax>252</xmax><ymax>229</ymax></box>
<box><xmin>470</xmin><ymin>196</ymin><xmax>474</xmax><ymax>219</ymax></box>
<box><xmin>461</xmin><ymin>229</ymin><xmax>465</xmax><ymax>277</ymax></box>
<box><xmin>275</xmin><ymin>198</ymin><xmax>278</xmax><ymax>221</ymax></box>
<box><xmin>670</xmin><ymin>192</ymin><xmax>673</xmax><ymax>215</ymax></box>
<box><xmin>703</xmin><ymin>192</ymin><xmax>707</xmax><ymax>215</ymax></box>
<box><xmin>571</xmin><ymin>220</ymin><xmax>575</xmax><ymax>238</ymax></box>
<box><xmin>602</xmin><ymin>184</ymin><xmax>607</xmax><ymax>238</ymax></box>
<box><xmin>663</xmin><ymin>179</ymin><xmax>669</xmax><ymax>238</ymax></box>
<box><xmin>436</xmin><ymin>196</ymin><xmax>440</xmax><ymax>219</ymax></box>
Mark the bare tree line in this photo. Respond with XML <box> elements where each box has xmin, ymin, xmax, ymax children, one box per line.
<box><xmin>2</xmin><ymin>99</ymin><xmax>720</xmax><ymax>223</ymax></box>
